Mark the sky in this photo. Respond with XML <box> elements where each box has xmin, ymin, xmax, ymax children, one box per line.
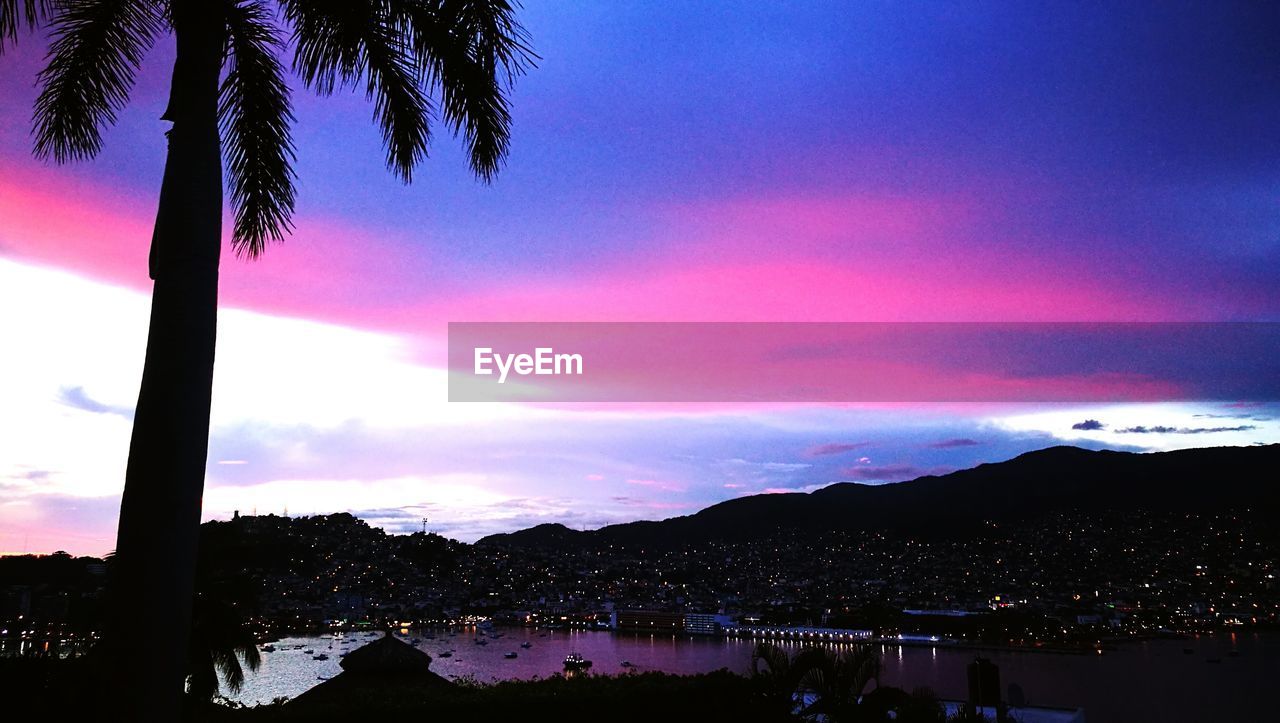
<box><xmin>1</xmin><ymin>1</ymin><xmax>1277</xmax><ymax>555</ymax></box>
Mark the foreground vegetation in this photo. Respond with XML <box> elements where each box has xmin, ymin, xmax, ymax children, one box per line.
<box><xmin>1</xmin><ymin>651</ymin><xmax>980</xmax><ymax>723</ymax></box>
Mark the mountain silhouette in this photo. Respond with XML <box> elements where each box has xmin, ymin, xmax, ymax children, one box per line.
<box><xmin>478</xmin><ymin>445</ymin><xmax>1280</xmax><ymax>549</ymax></box>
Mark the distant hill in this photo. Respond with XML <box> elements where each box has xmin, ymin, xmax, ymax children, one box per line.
<box><xmin>478</xmin><ymin>445</ymin><xmax>1280</xmax><ymax>549</ymax></box>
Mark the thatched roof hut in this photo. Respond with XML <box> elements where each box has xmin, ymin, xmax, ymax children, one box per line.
<box><xmin>288</xmin><ymin>632</ymin><xmax>453</xmax><ymax>711</ymax></box>
<box><xmin>338</xmin><ymin>633</ymin><xmax>436</xmax><ymax>675</ymax></box>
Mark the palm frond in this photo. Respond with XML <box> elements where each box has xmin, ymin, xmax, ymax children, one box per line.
<box><xmin>751</xmin><ymin>641</ymin><xmax>792</xmax><ymax>679</ymax></box>
<box><xmin>32</xmin><ymin>0</ymin><xmax>163</xmax><ymax>162</ymax></box>
<box><xmin>188</xmin><ymin>594</ymin><xmax>261</xmax><ymax>699</ymax></box>
<box><xmin>284</xmin><ymin>0</ymin><xmax>430</xmax><ymax>181</ymax></box>
<box><xmin>221</xmin><ymin>0</ymin><xmax>296</xmax><ymax>257</ymax></box>
<box><xmin>0</xmin><ymin>0</ymin><xmax>52</xmax><ymax>51</ymax></box>
<box><xmin>391</xmin><ymin>0</ymin><xmax>536</xmax><ymax>181</ymax></box>
<box><xmin>365</xmin><ymin>20</ymin><xmax>432</xmax><ymax>180</ymax></box>
<box><xmin>213</xmin><ymin>647</ymin><xmax>246</xmax><ymax>692</ymax></box>
<box><xmin>239</xmin><ymin>640</ymin><xmax>262</xmax><ymax>672</ymax></box>
<box><xmin>281</xmin><ymin>0</ymin><xmax>371</xmax><ymax>95</ymax></box>
<box><xmin>186</xmin><ymin>646</ymin><xmax>219</xmax><ymax>699</ymax></box>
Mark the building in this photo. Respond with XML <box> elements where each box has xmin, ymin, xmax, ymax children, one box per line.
<box><xmin>683</xmin><ymin>613</ymin><xmax>733</xmax><ymax>635</ymax></box>
<box><xmin>611</xmin><ymin>610</ymin><xmax>734</xmax><ymax>635</ymax></box>
<box><xmin>613</xmin><ymin>610</ymin><xmax>685</xmax><ymax>632</ymax></box>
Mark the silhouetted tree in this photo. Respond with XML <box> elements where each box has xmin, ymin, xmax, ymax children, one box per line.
<box><xmin>862</xmin><ymin>686</ymin><xmax>948</xmax><ymax>723</ymax></box>
<box><xmin>792</xmin><ymin>644</ymin><xmax>882</xmax><ymax>722</ymax></box>
<box><xmin>751</xmin><ymin>642</ymin><xmax>799</xmax><ymax>715</ymax></box>
<box><xmin>2</xmin><ymin>1</ymin><xmax>531</xmax><ymax>718</ymax></box>
<box><xmin>185</xmin><ymin>593</ymin><xmax>260</xmax><ymax>701</ymax></box>
<box><xmin>751</xmin><ymin>642</ymin><xmax>885</xmax><ymax>722</ymax></box>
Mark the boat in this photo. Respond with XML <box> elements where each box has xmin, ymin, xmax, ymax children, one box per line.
<box><xmin>504</xmin><ymin>652</ymin><xmax>518</xmax><ymax>659</ymax></box>
<box><xmin>261</xmin><ymin>644</ymin><xmax>276</xmax><ymax>653</ymax></box>
<box><xmin>313</xmin><ymin>653</ymin><xmax>329</xmax><ymax>661</ymax></box>
<box><xmin>520</xmin><ymin>642</ymin><xmax>533</xmax><ymax>649</ymax></box>
<box><xmin>303</xmin><ymin>649</ymin><xmax>315</xmax><ymax>655</ymax></box>
<box><xmin>563</xmin><ymin>652</ymin><xmax>592</xmax><ymax>670</ymax></box>
<box><xmin>438</xmin><ymin>651</ymin><xmax>453</xmax><ymax>658</ymax></box>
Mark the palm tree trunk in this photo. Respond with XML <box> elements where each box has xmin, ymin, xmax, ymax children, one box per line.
<box><xmin>103</xmin><ymin>2</ymin><xmax>224</xmax><ymax>719</ymax></box>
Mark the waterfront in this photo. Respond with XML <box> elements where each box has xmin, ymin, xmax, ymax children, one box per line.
<box><xmin>231</xmin><ymin>629</ymin><xmax>1275</xmax><ymax>721</ymax></box>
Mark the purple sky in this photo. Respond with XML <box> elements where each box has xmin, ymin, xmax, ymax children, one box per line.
<box><xmin>0</xmin><ymin>1</ymin><xmax>1277</xmax><ymax>554</ymax></box>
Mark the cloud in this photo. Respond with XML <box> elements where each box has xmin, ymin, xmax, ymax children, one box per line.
<box><xmin>1071</xmin><ymin>419</ymin><xmax>1106</xmax><ymax>431</ymax></box>
<box><xmin>718</xmin><ymin>458</ymin><xmax>812</xmax><ymax>472</ymax></box>
<box><xmin>840</xmin><ymin>464</ymin><xmax>952</xmax><ymax>482</ymax></box>
<box><xmin>0</xmin><ymin>493</ymin><xmax>121</xmax><ymax>555</ymax></box>
<box><xmin>761</xmin><ymin>483</ymin><xmax>833</xmax><ymax>495</ymax></box>
<box><xmin>804</xmin><ymin>442</ymin><xmax>869</xmax><ymax>457</ymax></box>
<box><xmin>1193</xmin><ymin>412</ymin><xmax>1273</xmax><ymax>422</ymax></box>
<box><xmin>57</xmin><ymin>386</ymin><xmax>134</xmax><ymax>419</ymax></box>
<box><xmin>928</xmin><ymin>437</ymin><xmax>980</xmax><ymax>448</ymax></box>
<box><xmin>608</xmin><ymin>496</ymin><xmax>690</xmax><ymax>511</ymax></box>
<box><xmin>625</xmin><ymin>478</ymin><xmax>687</xmax><ymax>492</ymax></box>
<box><xmin>1116</xmin><ymin>424</ymin><xmax>1257</xmax><ymax>435</ymax></box>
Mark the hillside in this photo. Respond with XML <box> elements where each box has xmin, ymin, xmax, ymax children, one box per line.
<box><xmin>478</xmin><ymin>444</ymin><xmax>1280</xmax><ymax>549</ymax></box>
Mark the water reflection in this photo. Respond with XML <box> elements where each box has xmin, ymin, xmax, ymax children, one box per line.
<box><xmin>229</xmin><ymin>629</ymin><xmax>1275</xmax><ymax>723</ymax></box>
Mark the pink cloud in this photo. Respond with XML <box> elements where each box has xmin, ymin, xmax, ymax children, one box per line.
<box><xmin>418</xmin><ymin>258</ymin><xmax>1159</xmax><ymax>323</ymax></box>
<box><xmin>0</xmin><ymin>168</ymin><xmax>1206</xmax><ymax>406</ymax></box>
<box><xmin>1</xmin><ymin>164</ymin><xmax>1225</xmax><ymax>413</ymax></box>
<box><xmin>2</xmin><ymin>165</ymin><xmax>1191</xmax><ymax>350</ymax></box>
<box><xmin>0</xmin><ymin>165</ymin><xmax>153</xmax><ymax>287</ymax></box>
<box><xmin>0</xmin><ymin>164</ymin><xmax>449</xmax><ymax>336</ymax></box>
<box><xmin>412</xmin><ymin>189</ymin><xmax>1186</xmax><ymax>325</ymax></box>
<box><xmin>609</xmin><ymin>496</ymin><xmax>689</xmax><ymax>511</ymax></box>
<box><xmin>841</xmin><ymin>464</ymin><xmax>953</xmax><ymax>482</ymax></box>
<box><xmin>928</xmin><ymin>438</ymin><xmax>982</xmax><ymax>448</ymax></box>
<box><xmin>625</xmin><ymin>478</ymin><xmax>686</xmax><ymax>493</ymax></box>
<box><xmin>668</xmin><ymin>193</ymin><xmax>972</xmax><ymax>256</ymax></box>
<box><xmin>805</xmin><ymin>442</ymin><xmax>870</xmax><ymax>457</ymax></box>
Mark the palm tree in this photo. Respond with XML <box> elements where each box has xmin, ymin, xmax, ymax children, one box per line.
<box><xmin>792</xmin><ymin>644</ymin><xmax>883</xmax><ymax>722</ymax></box>
<box><xmin>751</xmin><ymin>642</ymin><xmax>885</xmax><ymax>722</ymax></box>
<box><xmin>185</xmin><ymin>593</ymin><xmax>261</xmax><ymax>701</ymax></box>
<box><xmin>2</xmin><ymin>1</ymin><xmax>531</xmax><ymax>718</ymax></box>
<box><xmin>751</xmin><ymin>642</ymin><xmax>799</xmax><ymax>715</ymax></box>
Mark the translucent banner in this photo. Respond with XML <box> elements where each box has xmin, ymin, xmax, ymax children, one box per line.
<box><xmin>447</xmin><ymin>322</ymin><xmax>1280</xmax><ymax>403</ymax></box>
